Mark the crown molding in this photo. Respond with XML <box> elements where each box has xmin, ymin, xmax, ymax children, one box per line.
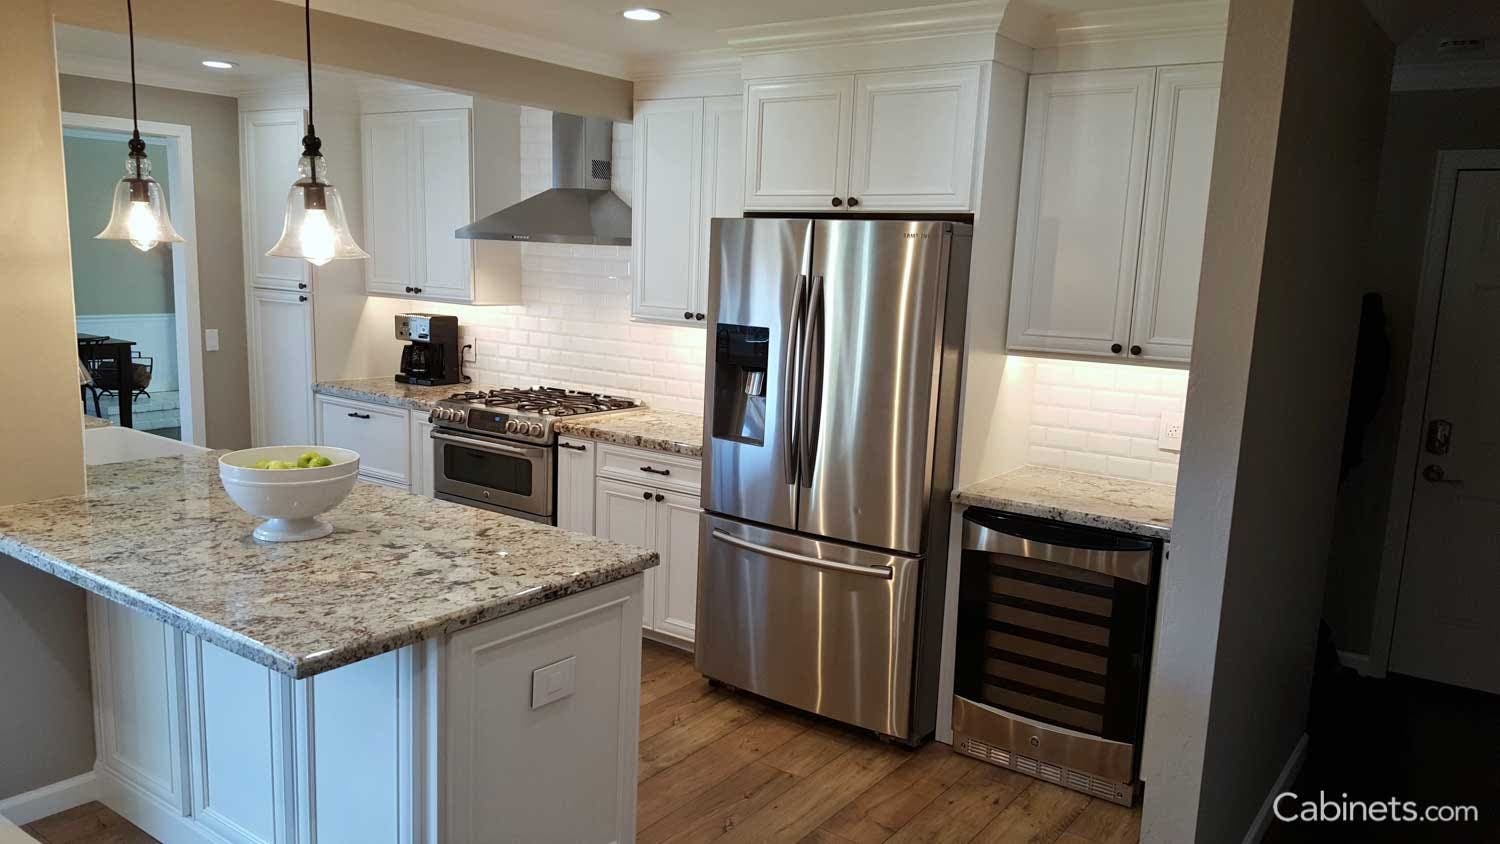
<box><xmin>1041</xmin><ymin>1</ymin><xmax>1228</xmax><ymax>48</ymax></box>
<box><xmin>722</xmin><ymin>1</ymin><xmax>1011</xmax><ymax>56</ymax></box>
<box><xmin>1392</xmin><ymin>59</ymin><xmax>1500</xmax><ymax>91</ymax></box>
<box><xmin>628</xmin><ymin>49</ymin><xmax>741</xmax><ymax>82</ymax></box>
<box><xmin>57</xmin><ymin>52</ymin><xmax>241</xmax><ymax>97</ymax></box>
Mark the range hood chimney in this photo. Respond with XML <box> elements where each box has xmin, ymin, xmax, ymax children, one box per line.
<box><xmin>456</xmin><ymin>112</ymin><xmax>631</xmax><ymax>246</ymax></box>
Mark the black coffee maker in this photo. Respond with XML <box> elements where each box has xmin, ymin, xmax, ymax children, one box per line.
<box><xmin>395</xmin><ymin>313</ymin><xmax>460</xmax><ymax>386</ymax></box>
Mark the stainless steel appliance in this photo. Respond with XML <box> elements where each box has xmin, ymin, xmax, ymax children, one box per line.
<box><xmin>429</xmin><ymin>387</ymin><xmax>639</xmax><ymax>522</ymax></box>
<box><xmin>952</xmin><ymin>508</ymin><xmax>1160</xmax><ymax>806</ymax></box>
<box><xmin>395</xmin><ymin>313</ymin><xmax>461</xmax><ymax>386</ymax></box>
<box><xmin>695</xmin><ymin>218</ymin><xmax>972</xmax><ymax>742</ymax></box>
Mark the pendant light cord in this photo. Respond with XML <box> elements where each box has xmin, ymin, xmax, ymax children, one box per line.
<box><xmin>303</xmin><ymin>0</ymin><xmax>319</xmax><ymax>183</ymax></box>
<box><xmin>127</xmin><ymin>0</ymin><xmax>143</xmax><ymax>180</ymax></box>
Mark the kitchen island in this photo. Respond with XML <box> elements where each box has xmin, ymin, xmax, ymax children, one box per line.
<box><xmin>0</xmin><ymin>447</ymin><xmax>655</xmax><ymax>844</ymax></box>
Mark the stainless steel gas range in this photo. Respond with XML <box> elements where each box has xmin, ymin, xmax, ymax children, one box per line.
<box><xmin>429</xmin><ymin>387</ymin><xmax>639</xmax><ymax>523</ymax></box>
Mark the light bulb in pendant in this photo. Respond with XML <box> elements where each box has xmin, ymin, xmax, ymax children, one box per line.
<box><xmin>126</xmin><ymin>200</ymin><xmax>160</xmax><ymax>251</ymax></box>
<box><xmin>300</xmin><ymin>208</ymin><xmax>336</xmax><ymax>266</ymax></box>
<box><xmin>268</xmin><ymin>151</ymin><xmax>368</xmax><ymax>265</ymax></box>
<box><xmin>98</xmin><ymin>142</ymin><xmax>183</xmax><ymax>250</ymax></box>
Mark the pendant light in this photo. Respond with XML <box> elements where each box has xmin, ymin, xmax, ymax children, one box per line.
<box><xmin>96</xmin><ymin>0</ymin><xmax>185</xmax><ymax>252</ymax></box>
<box><xmin>267</xmin><ymin>0</ymin><xmax>367</xmax><ymax>266</ymax></box>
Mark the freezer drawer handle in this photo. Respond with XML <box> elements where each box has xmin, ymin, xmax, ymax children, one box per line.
<box><xmin>711</xmin><ymin>529</ymin><xmax>893</xmax><ymax>580</ymax></box>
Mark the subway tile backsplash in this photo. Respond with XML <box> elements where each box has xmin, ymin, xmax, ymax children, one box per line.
<box><xmin>1023</xmin><ymin>359</ymin><xmax>1186</xmax><ymax>485</ymax></box>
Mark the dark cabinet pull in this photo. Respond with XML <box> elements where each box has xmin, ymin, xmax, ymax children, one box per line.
<box><xmin>847</xmin><ymin>197</ymin><xmax>860</xmax><ymax>207</ymax></box>
<box><xmin>558</xmin><ymin>442</ymin><xmax>587</xmax><ymax>452</ymax></box>
<box><xmin>1130</xmin><ymin>345</ymin><xmax>1143</xmax><ymax>356</ymax></box>
<box><xmin>298</xmin><ymin>295</ymin><xmax>308</xmax><ymax>302</ymax></box>
<box><xmin>694</xmin><ymin>313</ymin><xmax>705</xmax><ymax>321</ymax></box>
<box><xmin>640</xmin><ymin>465</ymin><xmax>671</xmax><ymax>476</ymax></box>
<box><xmin>642</xmin><ymin>490</ymin><xmax>652</xmax><ymax>500</ymax></box>
<box><xmin>684</xmin><ymin>311</ymin><xmax>694</xmax><ymax>320</ymax></box>
<box><xmin>1110</xmin><ymin>343</ymin><xmax>1123</xmax><ymax>354</ymax></box>
<box><xmin>347</xmin><ymin>412</ymin><xmax>371</xmax><ymax>419</ymax></box>
<box><xmin>831</xmin><ymin>197</ymin><xmax>843</xmax><ymax>207</ymax></box>
<box><xmin>654</xmin><ymin>493</ymin><xmax>665</xmax><ymax>502</ymax></box>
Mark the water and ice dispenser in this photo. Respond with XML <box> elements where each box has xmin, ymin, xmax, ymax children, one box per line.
<box><xmin>712</xmin><ymin>324</ymin><xmax>769</xmax><ymax>445</ymax></box>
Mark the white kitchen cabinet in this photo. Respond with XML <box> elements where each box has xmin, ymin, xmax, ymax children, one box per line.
<box><xmin>361</xmin><ymin>111</ymin><xmax>417</xmax><ymax>299</ymax></box>
<box><xmin>556</xmin><ymin>436</ymin><xmax>596</xmax><ymax>534</ymax></box>
<box><xmin>743</xmin><ymin>67</ymin><xmax>984</xmax><ymax>213</ymax></box>
<box><xmin>595</xmin><ymin>477</ymin><xmax>658</xmax><ymax>630</ymax></box>
<box><xmin>240</xmin><ymin>109</ymin><xmax>310</xmax><ymax>292</ymax></box>
<box><xmin>631</xmin><ymin>95</ymin><xmax>743</xmax><ymax>326</ymax></box>
<box><xmin>847</xmin><ymin>66</ymin><xmax>982</xmax><ymax>211</ymax></box>
<box><xmin>248</xmin><ymin>288</ymin><xmax>315</xmax><ymax>446</ymax></box>
<box><xmin>314</xmin><ymin>395</ymin><xmax>411</xmax><ymax>488</ymax></box>
<box><xmin>594</xmin><ymin>468</ymin><xmax>702</xmax><ymax>647</ymax></box>
<box><xmin>1007</xmin><ymin>68</ymin><xmax>1158</xmax><ymax>359</ymax></box>
<box><xmin>1130</xmin><ymin>64</ymin><xmax>1222</xmax><ymax>364</ymax></box>
<box><xmin>409</xmin><ymin>410</ymin><xmax>436</xmax><ymax>498</ymax></box>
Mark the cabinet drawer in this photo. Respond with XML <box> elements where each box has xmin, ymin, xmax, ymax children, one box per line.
<box><xmin>595</xmin><ymin>443</ymin><xmax>701</xmax><ymax>497</ymax></box>
<box><xmin>316</xmin><ymin>397</ymin><xmax>410</xmax><ymax>484</ymax></box>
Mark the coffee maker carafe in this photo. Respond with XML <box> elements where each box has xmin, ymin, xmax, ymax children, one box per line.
<box><xmin>395</xmin><ymin>313</ymin><xmax>460</xmax><ymax>386</ymax></box>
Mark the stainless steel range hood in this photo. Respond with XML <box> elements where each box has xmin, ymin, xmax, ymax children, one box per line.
<box><xmin>455</xmin><ymin>112</ymin><xmax>631</xmax><ymax>246</ymax></box>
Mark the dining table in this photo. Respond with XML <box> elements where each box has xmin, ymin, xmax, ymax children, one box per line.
<box><xmin>77</xmin><ymin>332</ymin><xmax>136</xmax><ymax>429</ymax></box>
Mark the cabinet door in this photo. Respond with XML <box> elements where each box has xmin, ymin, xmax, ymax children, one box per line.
<box><xmin>409</xmin><ymin>412</ymin><xmax>435</xmax><ymax>498</ymax></box>
<box><xmin>1130</xmin><ymin>64</ymin><xmax>1221</xmax><ymax>364</ymax></box>
<box><xmin>1007</xmin><ymin>69</ymin><xmax>1156</xmax><ymax>358</ymax></box>
<box><xmin>652</xmin><ymin>490</ymin><xmax>701</xmax><ymax>643</ymax></box>
<box><xmin>242</xmin><ymin>109</ymin><xmax>310</xmax><ymax>291</ymax></box>
<box><xmin>412</xmin><ymin>109</ymin><xmax>475</xmax><ymax>301</ymax></box>
<box><xmin>249</xmin><ymin>288</ymin><xmax>314</xmax><ymax>446</ymax></box>
<box><xmin>595</xmin><ymin>478</ymin><xmax>656</xmax><ymax>630</ymax></box>
<box><xmin>315</xmin><ymin>396</ymin><xmax>411</xmax><ymax>487</ymax></box>
<box><xmin>698</xmin><ymin>96</ymin><xmax>744</xmax><ymax>315</ymax></box>
<box><xmin>557</xmin><ymin>437</ymin><xmax>597</xmax><ymax>534</ymax></box>
<box><xmin>743</xmin><ymin>77</ymin><xmax>855</xmax><ymax>211</ymax></box>
<box><xmin>847</xmin><ymin>66</ymin><xmax>982</xmax><ymax>211</ymax></box>
<box><xmin>361</xmin><ymin>112</ymin><xmax>417</xmax><ymax>297</ymax></box>
<box><xmin>631</xmin><ymin>98</ymin><xmax>703</xmax><ymax>324</ymax></box>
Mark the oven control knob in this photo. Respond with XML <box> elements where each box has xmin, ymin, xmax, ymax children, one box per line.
<box><xmin>528</xmin><ymin>422</ymin><xmax>543</xmax><ymax>437</ymax></box>
<box><xmin>504</xmin><ymin>420</ymin><xmax>519</xmax><ymax>433</ymax></box>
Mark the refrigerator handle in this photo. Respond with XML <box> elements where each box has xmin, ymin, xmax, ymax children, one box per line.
<box><xmin>798</xmin><ymin>274</ymin><xmax>826</xmax><ymax>487</ymax></box>
<box><xmin>781</xmin><ymin>273</ymin><xmax>810</xmax><ymax>485</ymax></box>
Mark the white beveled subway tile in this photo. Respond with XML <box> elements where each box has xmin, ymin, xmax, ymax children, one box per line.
<box><xmin>1109</xmin><ymin>413</ymin><xmax>1158</xmax><ymax>438</ymax></box>
<box><xmin>1028</xmin><ymin>424</ymin><xmax>1048</xmax><ymax>444</ymax></box>
<box><xmin>1086</xmin><ymin>432</ymin><xmax>1133</xmax><ymax>457</ymax></box>
<box><xmin>1029</xmin><ymin>445</ymin><xmax>1068</xmax><ymax>467</ymax></box>
<box><xmin>1035</xmin><ymin>363</ymin><xmax>1074</xmax><ymax>386</ymax></box>
<box><xmin>1050</xmin><ymin>385</ymin><xmax>1093</xmax><ymax>409</ymax></box>
<box><xmin>1105</xmin><ymin>456</ymin><xmax>1154</xmax><ymax>480</ymax></box>
<box><xmin>1065</xmin><ymin>451</ymin><xmax>1109</xmax><ymax>475</ymax></box>
<box><xmin>1090</xmin><ymin>390</ymin><xmax>1137</xmax><ymax>413</ymax></box>
<box><xmin>1157</xmin><ymin>368</ymin><xmax>1190</xmax><ymax>392</ymax></box>
<box><xmin>1045</xmin><ymin>427</ymin><xmax>1088</xmax><ymax>450</ymax></box>
<box><xmin>1135</xmin><ymin>394</ymin><xmax>1186</xmax><ymax>416</ymax></box>
<box><xmin>1112</xmin><ymin>367</ymin><xmax>1160</xmax><ymax>393</ymax></box>
<box><xmin>1128</xmin><ymin>438</ymin><xmax>1167</xmax><ymax>461</ymax></box>
<box><xmin>1032</xmin><ymin>404</ymin><xmax>1069</xmax><ymax>427</ymax></box>
<box><xmin>1066</xmin><ymin>409</ymin><xmax>1112</xmax><ymax>432</ymax></box>
<box><xmin>1149</xmin><ymin>461</ymin><xmax>1180</xmax><ymax>485</ymax></box>
<box><xmin>1071</xmin><ymin>363</ymin><xmax>1117</xmax><ymax>389</ymax></box>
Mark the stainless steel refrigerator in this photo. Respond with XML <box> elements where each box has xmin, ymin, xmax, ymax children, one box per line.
<box><xmin>695</xmin><ymin>218</ymin><xmax>972</xmax><ymax>742</ymax></box>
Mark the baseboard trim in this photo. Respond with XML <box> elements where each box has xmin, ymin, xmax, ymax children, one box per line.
<box><xmin>642</xmin><ymin>628</ymin><xmax>694</xmax><ymax>653</ymax></box>
<box><xmin>95</xmin><ymin>764</ymin><xmax>224</xmax><ymax>844</ymax></box>
<box><xmin>1243</xmin><ymin>732</ymin><xmax>1309</xmax><ymax>844</ymax></box>
<box><xmin>0</xmin><ymin>770</ymin><xmax>98</xmax><ymax>826</ymax></box>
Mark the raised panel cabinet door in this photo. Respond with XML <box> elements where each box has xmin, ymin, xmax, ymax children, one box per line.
<box><xmin>1130</xmin><ymin>63</ymin><xmax>1222</xmax><ymax>364</ymax></box>
<box><xmin>315</xmin><ymin>397</ymin><xmax>410</xmax><ymax>486</ymax></box>
<box><xmin>410</xmin><ymin>413</ymin><xmax>436</xmax><ymax>498</ymax></box>
<box><xmin>847</xmin><ymin>65</ymin><xmax>982</xmax><ymax>211</ymax></box>
<box><xmin>742</xmin><ymin>77</ymin><xmax>855</xmax><ymax>210</ymax></box>
<box><xmin>412</xmin><ymin>109</ymin><xmax>475</xmax><ymax>300</ymax></box>
<box><xmin>242</xmin><ymin>109</ymin><xmax>310</xmax><ymax>291</ymax></box>
<box><xmin>631</xmin><ymin>98</ymin><xmax>704</xmax><ymax>323</ymax></box>
<box><xmin>652</xmin><ymin>490</ymin><xmax>701</xmax><ymax>643</ymax></box>
<box><xmin>1007</xmin><ymin>68</ymin><xmax>1157</xmax><ymax>358</ymax></box>
<box><xmin>698</xmin><ymin>96</ymin><xmax>745</xmax><ymax>315</ymax></box>
<box><xmin>596</xmin><ymin>477</ymin><xmax>656</xmax><ymax>630</ymax></box>
<box><xmin>556</xmin><ymin>437</ymin><xmax>597</xmax><ymax>534</ymax></box>
<box><xmin>249</xmin><ymin>288</ymin><xmax>314</xmax><ymax>447</ymax></box>
<box><xmin>361</xmin><ymin>112</ymin><xmax>417</xmax><ymax>296</ymax></box>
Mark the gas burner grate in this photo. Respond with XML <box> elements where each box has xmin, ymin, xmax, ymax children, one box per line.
<box><xmin>448</xmin><ymin>385</ymin><xmax>640</xmax><ymax>415</ymax></box>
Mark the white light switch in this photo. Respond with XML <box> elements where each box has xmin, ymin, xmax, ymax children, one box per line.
<box><xmin>1159</xmin><ymin>411</ymin><xmax>1185</xmax><ymax>453</ymax></box>
<box><xmin>531</xmin><ymin>655</ymin><xmax>576</xmax><ymax>710</ymax></box>
<box><xmin>204</xmin><ymin>329</ymin><xmax>220</xmax><ymax>352</ymax></box>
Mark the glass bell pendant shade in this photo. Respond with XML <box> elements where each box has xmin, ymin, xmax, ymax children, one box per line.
<box><xmin>267</xmin><ymin>153</ymin><xmax>368</xmax><ymax>267</ymax></box>
<box><xmin>96</xmin><ymin>151</ymin><xmax>184</xmax><ymax>252</ymax></box>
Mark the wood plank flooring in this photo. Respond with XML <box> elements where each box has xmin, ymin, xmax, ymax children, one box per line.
<box><xmin>21</xmin><ymin>640</ymin><xmax>1141</xmax><ymax>843</ymax></box>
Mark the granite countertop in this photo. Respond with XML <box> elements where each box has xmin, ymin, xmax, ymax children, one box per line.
<box><xmin>0</xmin><ymin>453</ymin><xmax>657</xmax><ymax>678</ymax></box>
<box><xmin>83</xmin><ymin>415</ymin><xmax>113</xmax><ymax>430</ymax></box>
<box><xmin>313</xmin><ymin>377</ymin><xmax>478</xmax><ymax>411</ymax></box>
<box><xmin>953</xmin><ymin>465</ymin><xmax>1175</xmax><ymax>541</ymax></box>
<box><xmin>553</xmin><ymin>408</ymin><xmax>704</xmax><ymax>458</ymax></box>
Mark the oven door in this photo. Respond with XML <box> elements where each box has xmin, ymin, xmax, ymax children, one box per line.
<box><xmin>431</xmin><ymin>429</ymin><xmax>553</xmax><ymax>519</ymax></box>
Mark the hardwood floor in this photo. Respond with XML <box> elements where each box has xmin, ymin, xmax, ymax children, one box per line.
<box><xmin>21</xmin><ymin>640</ymin><xmax>1142</xmax><ymax>844</ymax></box>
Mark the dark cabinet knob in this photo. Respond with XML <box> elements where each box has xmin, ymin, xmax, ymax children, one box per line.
<box><xmin>298</xmin><ymin>282</ymin><xmax>308</xmax><ymax>289</ymax></box>
<box><xmin>694</xmin><ymin>313</ymin><xmax>705</xmax><ymax>321</ymax></box>
<box><xmin>1110</xmin><ymin>343</ymin><xmax>1123</xmax><ymax>354</ymax></box>
<box><xmin>298</xmin><ymin>295</ymin><xmax>308</xmax><ymax>302</ymax></box>
<box><xmin>847</xmin><ymin>197</ymin><xmax>860</xmax><ymax>208</ymax></box>
<box><xmin>642</xmin><ymin>491</ymin><xmax>652</xmax><ymax>500</ymax></box>
<box><xmin>1130</xmin><ymin>345</ymin><xmax>1143</xmax><ymax>356</ymax></box>
<box><xmin>831</xmin><ymin>197</ymin><xmax>843</xmax><ymax>207</ymax></box>
<box><xmin>414</xmin><ymin>287</ymin><xmax>423</xmax><ymax>294</ymax></box>
<box><xmin>654</xmin><ymin>493</ymin><xmax>665</xmax><ymax>502</ymax></box>
<box><xmin>405</xmin><ymin>286</ymin><xmax>413</xmax><ymax>293</ymax></box>
<box><xmin>684</xmin><ymin>311</ymin><xmax>694</xmax><ymax>320</ymax></box>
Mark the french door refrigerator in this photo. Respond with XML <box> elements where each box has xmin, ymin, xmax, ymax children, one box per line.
<box><xmin>696</xmin><ymin>217</ymin><xmax>972</xmax><ymax>742</ymax></box>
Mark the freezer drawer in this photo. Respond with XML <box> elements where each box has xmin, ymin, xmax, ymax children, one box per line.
<box><xmin>694</xmin><ymin>514</ymin><xmax>921</xmax><ymax>738</ymax></box>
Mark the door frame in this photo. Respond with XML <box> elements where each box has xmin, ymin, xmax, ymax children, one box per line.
<box><xmin>61</xmin><ymin>112</ymin><xmax>208</xmax><ymax>446</ymax></box>
<box><xmin>1368</xmin><ymin>149</ymin><xmax>1500</xmax><ymax>676</ymax></box>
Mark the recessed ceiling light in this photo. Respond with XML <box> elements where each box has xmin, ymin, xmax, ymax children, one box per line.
<box><xmin>201</xmin><ymin>60</ymin><xmax>236</xmax><ymax>70</ymax></box>
<box><xmin>622</xmin><ymin>8</ymin><xmax>665</xmax><ymax>22</ymax></box>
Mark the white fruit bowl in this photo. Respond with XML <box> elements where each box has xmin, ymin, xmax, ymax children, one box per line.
<box><xmin>219</xmin><ymin>446</ymin><xmax>360</xmax><ymax>542</ymax></box>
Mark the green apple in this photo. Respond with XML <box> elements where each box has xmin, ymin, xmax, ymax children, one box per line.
<box><xmin>308</xmin><ymin>455</ymin><xmax>333</xmax><ymax>468</ymax></box>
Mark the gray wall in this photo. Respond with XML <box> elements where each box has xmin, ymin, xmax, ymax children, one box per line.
<box><xmin>0</xmin><ymin>558</ymin><xmax>95</xmax><ymax>799</ymax></box>
<box><xmin>1142</xmin><ymin>0</ymin><xmax>1393</xmax><ymax>840</ymax></box>
<box><xmin>60</xmin><ymin>74</ymin><xmax>251</xmax><ymax>449</ymax></box>
<box><xmin>64</xmin><ymin>134</ymin><xmax>176</xmax><ymax>316</ymax></box>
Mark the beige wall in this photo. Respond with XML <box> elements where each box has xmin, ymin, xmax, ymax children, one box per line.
<box><xmin>1142</xmin><ymin>0</ymin><xmax>1392</xmax><ymax>840</ymax></box>
<box><xmin>1322</xmin><ymin>86</ymin><xmax>1500</xmax><ymax>654</ymax></box>
<box><xmin>60</xmin><ymin>74</ymin><xmax>252</xmax><ymax>449</ymax></box>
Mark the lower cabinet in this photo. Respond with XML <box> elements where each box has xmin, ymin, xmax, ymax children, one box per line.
<box><xmin>409</xmin><ymin>412</ymin><xmax>436</xmax><ymax>498</ymax></box>
<box><xmin>556</xmin><ymin>437</ymin><xmax>597</xmax><ymax>533</ymax></box>
<box><xmin>594</xmin><ymin>473</ymin><xmax>701</xmax><ymax>646</ymax></box>
<box><xmin>310</xmin><ymin>394</ymin><xmax>435</xmax><ymax>496</ymax></box>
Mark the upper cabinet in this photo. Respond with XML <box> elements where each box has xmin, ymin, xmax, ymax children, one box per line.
<box><xmin>631</xmin><ymin>95</ymin><xmax>743</xmax><ymax>326</ymax></box>
<box><xmin>1007</xmin><ymin>65</ymin><xmax>1221</xmax><ymax>366</ymax></box>
<box><xmin>743</xmin><ymin>66</ymin><xmax>983</xmax><ymax>213</ymax></box>
<box><xmin>241</xmin><ymin>109</ymin><xmax>309</xmax><ymax>292</ymax></box>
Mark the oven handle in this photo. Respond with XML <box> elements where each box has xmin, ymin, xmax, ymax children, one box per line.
<box><xmin>711</xmin><ymin>529</ymin><xmax>893</xmax><ymax>580</ymax></box>
<box><xmin>430</xmin><ymin>430</ymin><xmax>543</xmax><ymax>458</ymax></box>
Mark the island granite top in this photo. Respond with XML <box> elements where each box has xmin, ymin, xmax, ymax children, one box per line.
<box><xmin>83</xmin><ymin>415</ymin><xmax>113</xmax><ymax>429</ymax></box>
<box><xmin>553</xmin><ymin>408</ymin><xmax>703</xmax><ymax>458</ymax></box>
<box><xmin>952</xmin><ymin>465</ymin><xmax>1175</xmax><ymax>541</ymax></box>
<box><xmin>0</xmin><ymin>453</ymin><xmax>657</xmax><ymax>678</ymax></box>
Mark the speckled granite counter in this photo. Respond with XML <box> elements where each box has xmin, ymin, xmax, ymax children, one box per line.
<box><xmin>83</xmin><ymin>415</ymin><xmax>112</xmax><ymax>429</ymax></box>
<box><xmin>554</xmin><ymin>409</ymin><xmax>703</xmax><ymax>458</ymax></box>
<box><xmin>953</xmin><ymin>465</ymin><xmax>1175</xmax><ymax>541</ymax></box>
<box><xmin>313</xmin><ymin>377</ymin><xmax>483</xmax><ymax>411</ymax></box>
<box><xmin>0</xmin><ymin>452</ymin><xmax>657</xmax><ymax>678</ymax></box>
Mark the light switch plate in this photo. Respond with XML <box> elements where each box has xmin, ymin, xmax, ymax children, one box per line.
<box><xmin>531</xmin><ymin>655</ymin><xmax>576</xmax><ymax>710</ymax></box>
<box><xmin>1159</xmin><ymin>411</ymin><xmax>1185</xmax><ymax>452</ymax></box>
<box><xmin>204</xmin><ymin>329</ymin><xmax>220</xmax><ymax>352</ymax></box>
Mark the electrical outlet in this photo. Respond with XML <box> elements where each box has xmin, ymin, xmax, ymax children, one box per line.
<box><xmin>1159</xmin><ymin>411</ymin><xmax>1185</xmax><ymax>452</ymax></box>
